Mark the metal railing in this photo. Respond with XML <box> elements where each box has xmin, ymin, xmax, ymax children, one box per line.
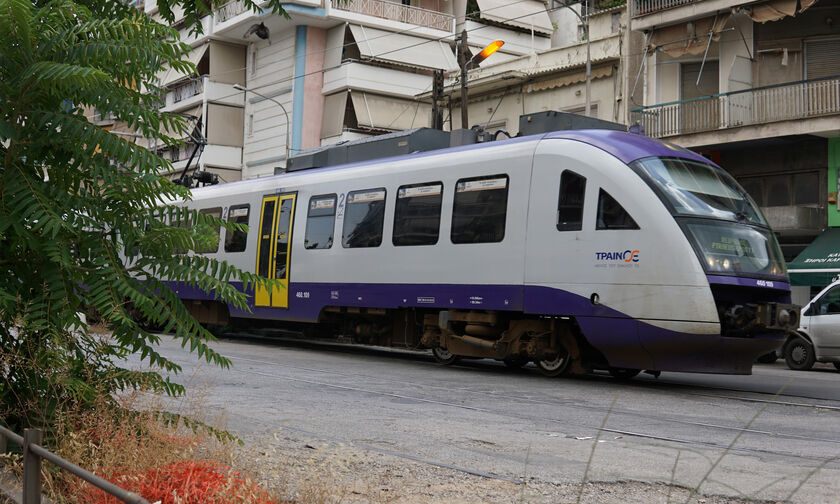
<box><xmin>330</xmin><ymin>0</ymin><xmax>454</xmax><ymax>31</ymax></box>
<box><xmin>0</xmin><ymin>425</ymin><xmax>149</xmax><ymax>504</ymax></box>
<box><xmin>214</xmin><ymin>0</ymin><xmax>248</xmax><ymax>23</ymax></box>
<box><xmin>630</xmin><ymin>75</ymin><xmax>840</xmax><ymax>138</ymax></box>
<box><xmin>632</xmin><ymin>0</ymin><xmax>696</xmax><ymax>17</ymax></box>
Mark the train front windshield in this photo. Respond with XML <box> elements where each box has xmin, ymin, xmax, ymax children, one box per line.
<box><xmin>632</xmin><ymin>157</ymin><xmax>787</xmax><ymax>279</ymax></box>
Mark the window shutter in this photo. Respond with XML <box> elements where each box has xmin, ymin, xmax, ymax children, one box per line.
<box><xmin>805</xmin><ymin>39</ymin><xmax>840</xmax><ymax>79</ymax></box>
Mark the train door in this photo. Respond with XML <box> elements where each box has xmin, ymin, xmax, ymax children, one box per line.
<box><xmin>255</xmin><ymin>193</ymin><xmax>297</xmax><ymax>308</ymax></box>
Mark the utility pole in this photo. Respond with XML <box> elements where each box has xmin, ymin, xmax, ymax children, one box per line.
<box><xmin>458</xmin><ymin>29</ymin><xmax>469</xmax><ymax>129</ymax></box>
<box><xmin>432</xmin><ymin>69</ymin><xmax>444</xmax><ymax>130</ymax></box>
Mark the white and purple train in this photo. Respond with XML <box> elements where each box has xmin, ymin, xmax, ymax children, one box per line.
<box><xmin>172</xmin><ymin>128</ymin><xmax>798</xmax><ymax>377</ymax></box>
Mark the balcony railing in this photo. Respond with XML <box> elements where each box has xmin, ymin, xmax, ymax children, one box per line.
<box><xmin>215</xmin><ymin>0</ymin><xmax>248</xmax><ymax>23</ymax></box>
<box><xmin>168</xmin><ymin>78</ymin><xmax>204</xmax><ymax>104</ymax></box>
<box><xmin>630</xmin><ymin>75</ymin><xmax>840</xmax><ymax>138</ymax></box>
<box><xmin>331</xmin><ymin>0</ymin><xmax>454</xmax><ymax>31</ymax></box>
<box><xmin>632</xmin><ymin>0</ymin><xmax>695</xmax><ymax>17</ymax></box>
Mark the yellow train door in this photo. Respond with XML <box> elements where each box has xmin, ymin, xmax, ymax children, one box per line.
<box><xmin>254</xmin><ymin>193</ymin><xmax>296</xmax><ymax>308</ymax></box>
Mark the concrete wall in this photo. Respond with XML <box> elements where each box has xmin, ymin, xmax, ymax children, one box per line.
<box><xmin>460</xmin><ymin>70</ymin><xmax>620</xmax><ymax>133</ymax></box>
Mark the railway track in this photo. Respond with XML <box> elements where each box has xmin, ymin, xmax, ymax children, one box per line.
<box><xmin>217</xmin><ymin>332</ymin><xmax>840</xmax><ymax>468</ymax></box>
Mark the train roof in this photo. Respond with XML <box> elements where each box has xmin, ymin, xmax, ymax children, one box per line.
<box><xmin>187</xmin><ymin>130</ymin><xmax>712</xmax><ymax>199</ymax></box>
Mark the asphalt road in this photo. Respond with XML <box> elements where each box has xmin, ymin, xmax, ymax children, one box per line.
<box><xmin>133</xmin><ymin>334</ymin><xmax>840</xmax><ymax>503</ymax></box>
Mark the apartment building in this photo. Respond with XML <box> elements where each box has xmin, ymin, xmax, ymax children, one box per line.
<box><xmin>143</xmin><ymin>0</ymin><xmax>564</xmax><ymax>183</ymax></box>
<box><xmin>627</xmin><ymin>0</ymin><xmax>840</xmax><ymax>296</ymax></box>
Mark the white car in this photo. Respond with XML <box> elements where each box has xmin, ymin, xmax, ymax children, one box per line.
<box><xmin>785</xmin><ymin>280</ymin><xmax>840</xmax><ymax>371</ymax></box>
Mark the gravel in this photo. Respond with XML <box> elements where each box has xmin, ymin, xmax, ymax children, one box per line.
<box><xmin>244</xmin><ymin>428</ymin><xmax>781</xmax><ymax>504</ymax></box>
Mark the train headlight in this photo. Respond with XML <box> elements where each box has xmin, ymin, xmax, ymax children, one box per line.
<box><xmin>705</xmin><ymin>255</ymin><xmax>735</xmax><ymax>272</ymax></box>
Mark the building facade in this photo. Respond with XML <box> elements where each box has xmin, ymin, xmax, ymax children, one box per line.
<box><xmin>627</xmin><ymin>0</ymin><xmax>840</xmax><ymax>301</ymax></box>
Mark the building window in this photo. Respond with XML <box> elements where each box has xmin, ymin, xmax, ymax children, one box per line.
<box><xmin>805</xmin><ymin>39</ymin><xmax>840</xmax><ymax>79</ymax></box>
<box><xmin>451</xmin><ymin>175</ymin><xmax>509</xmax><ymax>244</ymax></box>
<box><xmin>248</xmin><ymin>114</ymin><xmax>254</xmax><ymax>136</ymax></box>
<box><xmin>557</xmin><ymin>170</ymin><xmax>586</xmax><ymax>231</ymax></box>
<box><xmin>596</xmin><ymin>189</ymin><xmax>638</xmax><ymax>230</ymax></box>
<box><xmin>224</xmin><ymin>204</ymin><xmax>250</xmax><ymax>252</ymax></box>
<box><xmin>305</xmin><ymin>194</ymin><xmax>337</xmax><ymax>249</ymax></box>
<box><xmin>393</xmin><ymin>182</ymin><xmax>443</xmax><ymax>246</ymax></box>
<box><xmin>342</xmin><ymin>188</ymin><xmax>386</xmax><ymax>248</ymax></box>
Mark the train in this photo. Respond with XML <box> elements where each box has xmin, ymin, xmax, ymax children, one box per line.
<box><xmin>167</xmin><ymin>116</ymin><xmax>799</xmax><ymax>377</ymax></box>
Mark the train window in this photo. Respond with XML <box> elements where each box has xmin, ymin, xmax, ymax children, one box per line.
<box><xmin>224</xmin><ymin>204</ymin><xmax>250</xmax><ymax>252</ymax></box>
<box><xmin>171</xmin><ymin>207</ymin><xmax>190</xmax><ymax>255</ymax></box>
<box><xmin>197</xmin><ymin>207</ymin><xmax>222</xmax><ymax>254</ymax></box>
<box><xmin>451</xmin><ymin>175</ymin><xmax>509</xmax><ymax>244</ymax></box>
<box><xmin>305</xmin><ymin>194</ymin><xmax>336</xmax><ymax>249</ymax></box>
<box><xmin>557</xmin><ymin>170</ymin><xmax>586</xmax><ymax>231</ymax></box>
<box><xmin>393</xmin><ymin>182</ymin><xmax>443</xmax><ymax>246</ymax></box>
<box><xmin>596</xmin><ymin>189</ymin><xmax>639</xmax><ymax>230</ymax></box>
<box><xmin>342</xmin><ymin>188</ymin><xmax>386</xmax><ymax>248</ymax></box>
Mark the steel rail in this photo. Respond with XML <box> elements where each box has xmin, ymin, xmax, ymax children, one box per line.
<box><xmin>227</xmin><ymin>362</ymin><xmax>840</xmax><ymax>465</ymax></box>
<box><xmin>222</xmin><ymin>331</ymin><xmax>840</xmax><ymax>409</ymax></box>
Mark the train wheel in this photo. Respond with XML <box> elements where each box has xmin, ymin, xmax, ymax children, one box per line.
<box><xmin>536</xmin><ymin>350</ymin><xmax>570</xmax><ymax>377</ymax></box>
<box><xmin>503</xmin><ymin>356</ymin><xmax>529</xmax><ymax>369</ymax></box>
<box><xmin>784</xmin><ymin>337</ymin><xmax>815</xmax><ymax>371</ymax></box>
<box><xmin>432</xmin><ymin>347</ymin><xmax>458</xmax><ymax>365</ymax></box>
<box><xmin>609</xmin><ymin>368</ymin><xmax>641</xmax><ymax>380</ymax></box>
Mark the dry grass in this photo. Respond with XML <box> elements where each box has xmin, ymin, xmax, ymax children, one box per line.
<box><xmin>1</xmin><ymin>371</ymin><xmax>288</xmax><ymax>504</ymax></box>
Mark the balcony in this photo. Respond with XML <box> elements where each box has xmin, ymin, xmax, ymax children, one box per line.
<box><xmin>214</xmin><ymin>0</ymin><xmax>249</xmax><ymax>23</ymax></box>
<box><xmin>169</xmin><ymin>79</ymin><xmax>204</xmax><ymax>105</ymax></box>
<box><xmin>323</xmin><ymin>61</ymin><xmax>432</xmax><ymax>98</ymax></box>
<box><xmin>330</xmin><ymin>0</ymin><xmax>454</xmax><ymax>31</ymax></box>
<box><xmin>631</xmin><ymin>76</ymin><xmax>840</xmax><ymax>138</ymax></box>
<box><xmin>632</xmin><ymin>0</ymin><xmax>694</xmax><ymax>17</ymax></box>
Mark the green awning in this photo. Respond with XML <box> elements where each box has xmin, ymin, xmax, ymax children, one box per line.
<box><xmin>787</xmin><ymin>228</ymin><xmax>840</xmax><ymax>286</ymax></box>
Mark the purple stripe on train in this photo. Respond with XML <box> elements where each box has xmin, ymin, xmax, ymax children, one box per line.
<box><xmin>169</xmin><ymin>278</ymin><xmax>787</xmax><ymax>374</ymax></box>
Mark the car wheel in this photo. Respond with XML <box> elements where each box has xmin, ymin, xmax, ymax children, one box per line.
<box><xmin>431</xmin><ymin>346</ymin><xmax>458</xmax><ymax>365</ymax></box>
<box><xmin>833</xmin><ymin>362</ymin><xmax>840</xmax><ymax>371</ymax></box>
<box><xmin>784</xmin><ymin>337</ymin><xmax>815</xmax><ymax>371</ymax></box>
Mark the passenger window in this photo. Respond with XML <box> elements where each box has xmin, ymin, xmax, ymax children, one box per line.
<box><xmin>342</xmin><ymin>188</ymin><xmax>386</xmax><ymax>248</ymax></box>
<box><xmin>557</xmin><ymin>170</ymin><xmax>586</xmax><ymax>231</ymax></box>
<box><xmin>596</xmin><ymin>189</ymin><xmax>639</xmax><ymax>230</ymax></box>
<box><xmin>393</xmin><ymin>182</ymin><xmax>443</xmax><ymax>246</ymax></box>
<box><xmin>172</xmin><ymin>207</ymin><xmax>190</xmax><ymax>255</ymax></box>
<box><xmin>305</xmin><ymin>194</ymin><xmax>337</xmax><ymax>249</ymax></box>
<box><xmin>224</xmin><ymin>204</ymin><xmax>250</xmax><ymax>252</ymax></box>
<box><xmin>197</xmin><ymin>207</ymin><xmax>222</xmax><ymax>254</ymax></box>
<box><xmin>451</xmin><ymin>175</ymin><xmax>509</xmax><ymax>244</ymax></box>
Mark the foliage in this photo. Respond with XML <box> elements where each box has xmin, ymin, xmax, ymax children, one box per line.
<box><xmin>0</xmin><ymin>0</ymin><xmax>277</xmax><ymax>433</ymax></box>
<box><xmin>78</xmin><ymin>460</ymin><xmax>283</xmax><ymax>504</ymax></box>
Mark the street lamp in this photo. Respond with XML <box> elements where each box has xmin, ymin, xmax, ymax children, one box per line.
<box><xmin>554</xmin><ymin>0</ymin><xmax>591</xmax><ymax>116</ymax></box>
<box><xmin>458</xmin><ymin>32</ymin><xmax>504</xmax><ymax>129</ymax></box>
<box><xmin>233</xmin><ymin>83</ymin><xmax>290</xmax><ymax>165</ymax></box>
